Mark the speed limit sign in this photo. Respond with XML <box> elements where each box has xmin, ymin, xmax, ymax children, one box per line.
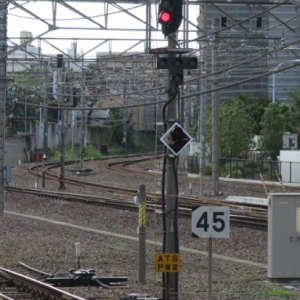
<box><xmin>192</xmin><ymin>206</ymin><xmax>230</xmax><ymax>238</ymax></box>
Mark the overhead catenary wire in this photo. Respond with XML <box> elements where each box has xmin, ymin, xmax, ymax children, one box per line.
<box><xmin>6</xmin><ymin>3</ymin><xmax>299</xmax><ymax>71</ymax></box>
<box><xmin>5</xmin><ymin>0</ymin><xmax>299</xmax><ymax>198</ymax></box>
<box><xmin>6</xmin><ymin>0</ymin><xmax>300</xmax><ymax>129</ymax></box>
<box><xmin>14</xmin><ymin>59</ymin><xmax>300</xmax><ymax>112</ymax></box>
<box><xmin>6</xmin><ymin>0</ymin><xmax>297</xmax><ymax>73</ymax></box>
<box><xmin>10</xmin><ymin>28</ymin><xmax>300</xmax><ymax>106</ymax></box>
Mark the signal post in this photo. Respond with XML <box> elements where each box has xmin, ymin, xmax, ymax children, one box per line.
<box><xmin>152</xmin><ymin>1</ymin><xmax>198</xmax><ymax>299</ymax></box>
<box><xmin>165</xmin><ymin>38</ymin><xmax>178</xmax><ymax>300</ymax></box>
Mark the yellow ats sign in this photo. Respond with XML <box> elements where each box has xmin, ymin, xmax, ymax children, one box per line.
<box><xmin>155</xmin><ymin>253</ymin><xmax>180</xmax><ymax>273</ymax></box>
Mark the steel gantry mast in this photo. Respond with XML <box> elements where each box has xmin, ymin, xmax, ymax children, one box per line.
<box><xmin>0</xmin><ymin>0</ymin><xmax>6</xmax><ymax>216</ymax></box>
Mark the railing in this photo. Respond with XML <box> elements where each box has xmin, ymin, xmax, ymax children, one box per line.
<box><xmin>187</xmin><ymin>156</ymin><xmax>300</xmax><ymax>184</ymax></box>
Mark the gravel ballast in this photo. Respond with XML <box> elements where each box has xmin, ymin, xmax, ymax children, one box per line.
<box><xmin>1</xmin><ymin>158</ymin><xmax>300</xmax><ymax>300</ymax></box>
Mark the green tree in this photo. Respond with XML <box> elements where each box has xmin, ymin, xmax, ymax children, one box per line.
<box><xmin>286</xmin><ymin>88</ymin><xmax>300</xmax><ymax>149</ymax></box>
<box><xmin>206</xmin><ymin>99</ymin><xmax>254</xmax><ymax>158</ymax></box>
<box><xmin>7</xmin><ymin>69</ymin><xmax>58</xmax><ymax>122</ymax></box>
<box><xmin>189</xmin><ymin>103</ymin><xmax>199</xmax><ymax>138</ymax></box>
<box><xmin>105</xmin><ymin>108</ymin><xmax>138</xmax><ymax>149</ymax></box>
<box><xmin>286</xmin><ymin>87</ymin><xmax>300</xmax><ymax>108</ymax></box>
<box><xmin>260</xmin><ymin>102</ymin><xmax>289</xmax><ymax>159</ymax></box>
<box><xmin>233</xmin><ymin>93</ymin><xmax>271</xmax><ymax>135</ymax></box>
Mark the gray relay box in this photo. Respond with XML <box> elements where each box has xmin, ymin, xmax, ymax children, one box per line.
<box><xmin>268</xmin><ymin>193</ymin><xmax>300</xmax><ymax>281</ymax></box>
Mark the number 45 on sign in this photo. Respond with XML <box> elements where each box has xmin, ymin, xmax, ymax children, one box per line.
<box><xmin>192</xmin><ymin>206</ymin><xmax>230</xmax><ymax>238</ymax></box>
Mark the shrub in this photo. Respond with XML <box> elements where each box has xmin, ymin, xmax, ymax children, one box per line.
<box><xmin>220</xmin><ymin>166</ymin><xmax>243</xmax><ymax>178</ymax></box>
<box><xmin>205</xmin><ymin>164</ymin><xmax>212</xmax><ymax>175</ymax></box>
<box><xmin>191</xmin><ymin>165</ymin><xmax>199</xmax><ymax>174</ymax></box>
<box><xmin>266</xmin><ymin>172</ymin><xmax>278</xmax><ymax>181</ymax></box>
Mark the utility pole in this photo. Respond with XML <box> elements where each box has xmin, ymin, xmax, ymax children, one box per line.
<box><xmin>198</xmin><ymin>5</ymin><xmax>207</xmax><ymax>197</ymax></box>
<box><xmin>182</xmin><ymin>84</ymin><xmax>189</xmax><ymax>171</ymax></box>
<box><xmin>0</xmin><ymin>0</ymin><xmax>6</xmax><ymax>216</ymax></box>
<box><xmin>42</xmin><ymin>62</ymin><xmax>49</xmax><ymax>188</ymax></box>
<box><xmin>211</xmin><ymin>18</ymin><xmax>220</xmax><ymax>197</ymax></box>
<box><xmin>43</xmin><ymin>62</ymin><xmax>49</xmax><ymax>156</ymax></box>
<box><xmin>70</xmin><ymin>83</ymin><xmax>74</xmax><ymax>158</ymax></box>
<box><xmin>122</xmin><ymin>62</ymin><xmax>128</xmax><ymax>153</ymax></box>
<box><xmin>199</xmin><ymin>48</ymin><xmax>207</xmax><ymax>197</ymax></box>
<box><xmin>57</xmin><ymin>54</ymin><xmax>65</xmax><ymax>190</ymax></box>
<box><xmin>80</xmin><ymin>72</ymin><xmax>85</xmax><ymax>170</ymax></box>
<box><xmin>123</xmin><ymin>109</ymin><xmax>127</xmax><ymax>153</ymax></box>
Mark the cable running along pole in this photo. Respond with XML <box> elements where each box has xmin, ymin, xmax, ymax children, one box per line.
<box><xmin>57</xmin><ymin>54</ymin><xmax>66</xmax><ymax>190</ymax></box>
<box><xmin>211</xmin><ymin>18</ymin><xmax>220</xmax><ymax>197</ymax></box>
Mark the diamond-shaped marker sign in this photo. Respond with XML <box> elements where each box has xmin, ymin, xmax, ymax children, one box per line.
<box><xmin>160</xmin><ymin>122</ymin><xmax>192</xmax><ymax>156</ymax></box>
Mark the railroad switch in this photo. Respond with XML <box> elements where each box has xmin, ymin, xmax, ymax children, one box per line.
<box><xmin>45</xmin><ymin>268</ymin><xmax>127</xmax><ymax>289</ymax></box>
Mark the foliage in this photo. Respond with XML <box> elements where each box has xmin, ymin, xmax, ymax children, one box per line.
<box><xmin>189</xmin><ymin>103</ymin><xmax>199</xmax><ymax>138</ymax></box>
<box><xmin>205</xmin><ymin>163</ymin><xmax>212</xmax><ymax>175</ymax></box>
<box><xmin>286</xmin><ymin>87</ymin><xmax>300</xmax><ymax>149</ymax></box>
<box><xmin>267</xmin><ymin>171</ymin><xmax>279</xmax><ymax>181</ymax></box>
<box><xmin>48</xmin><ymin>142</ymin><xmax>103</xmax><ymax>161</ymax></box>
<box><xmin>204</xmin><ymin>93</ymin><xmax>272</xmax><ymax>160</ymax></box>
<box><xmin>258</xmin><ymin>87</ymin><xmax>300</xmax><ymax>159</ymax></box>
<box><xmin>250</xmin><ymin>287</ymin><xmax>294</xmax><ymax>296</ymax></box>
<box><xmin>260</xmin><ymin>102</ymin><xmax>289</xmax><ymax>160</ymax></box>
<box><xmin>105</xmin><ymin>108</ymin><xmax>139</xmax><ymax>150</ymax></box>
<box><xmin>286</xmin><ymin>87</ymin><xmax>300</xmax><ymax>108</ymax></box>
<box><xmin>206</xmin><ymin>98</ymin><xmax>254</xmax><ymax>158</ymax></box>
<box><xmin>230</xmin><ymin>274</ymin><xmax>248</xmax><ymax>283</ymax></box>
<box><xmin>257</xmin><ymin>89</ymin><xmax>300</xmax><ymax>159</ymax></box>
<box><xmin>219</xmin><ymin>166</ymin><xmax>243</xmax><ymax>178</ymax></box>
<box><xmin>233</xmin><ymin>93</ymin><xmax>271</xmax><ymax>135</ymax></box>
<box><xmin>7</xmin><ymin>70</ymin><xmax>58</xmax><ymax>122</ymax></box>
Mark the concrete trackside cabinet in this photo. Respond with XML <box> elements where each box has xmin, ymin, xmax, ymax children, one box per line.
<box><xmin>268</xmin><ymin>193</ymin><xmax>300</xmax><ymax>281</ymax></box>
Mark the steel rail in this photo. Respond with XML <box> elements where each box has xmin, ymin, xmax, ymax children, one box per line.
<box><xmin>3</xmin><ymin>154</ymin><xmax>266</xmax><ymax>230</ymax></box>
<box><xmin>28</xmin><ymin>155</ymin><xmax>271</xmax><ymax>216</ymax></box>
<box><xmin>109</xmin><ymin>155</ymin><xmax>300</xmax><ymax>192</ymax></box>
<box><xmin>0</xmin><ymin>267</ymin><xmax>87</xmax><ymax>300</ymax></box>
<box><xmin>6</xmin><ymin>185</ymin><xmax>267</xmax><ymax>230</ymax></box>
<box><xmin>29</xmin><ymin>161</ymin><xmax>268</xmax><ymax>214</ymax></box>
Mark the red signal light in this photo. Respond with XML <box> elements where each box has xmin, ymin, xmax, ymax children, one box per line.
<box><xmin>171</xmin><ymin>127</ymin><xmax>183</xmax><ymax>139</ymax></box>
<box><xmin>160</xmin><ymin>11</ymin><xmax>172</xmax><ymax>23</ymax></box>
<box><xmin>158</xmin><ymin>0</ymin><xmax>183</xmax><ymax>35</ymax></box>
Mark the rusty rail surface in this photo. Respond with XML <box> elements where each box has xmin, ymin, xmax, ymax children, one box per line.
<box><xmin>6</xmin><ymin>185</ymin><xmax>267</xmax><ymax>230</ymax></box>
<box><xmin>0</xmin><ymin>266</ymin><xmax>86</xmax><ymax>300</ymax></box>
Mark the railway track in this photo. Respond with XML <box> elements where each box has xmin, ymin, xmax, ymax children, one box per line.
<box><xmin>0</xmin><ymin>266</ymin><xmax>86</xmax><ymax>300</ymax></box>
<box><xmin>106</xmin><ymin>155</ymin><xmax>300</xmax><ymax>193</ymax></box>
<box><xmin>23</xmin><ymin>156</ymin><xmax>269</xmax><ymax>230</ymax></box>
<box><xmin>30</xmin><ymin>157</ymin><xmax>268</xmax><ymax>211</ymax></box>
<box><xmin>7</xmin><ymin>185</ymin><xmax>267</xmax><ymax>230</ymax></box>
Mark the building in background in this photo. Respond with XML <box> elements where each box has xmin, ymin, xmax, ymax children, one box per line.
<box><xmin>197</xmin><ymin>2</ymin><xmax>300</xmax><ymax>103</ymax></box>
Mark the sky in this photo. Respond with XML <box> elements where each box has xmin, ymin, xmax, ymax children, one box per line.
<box><xmin>7</xmin><ymin>1</ymin><xmax>200</xmax><ymax>58</ymax></box>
